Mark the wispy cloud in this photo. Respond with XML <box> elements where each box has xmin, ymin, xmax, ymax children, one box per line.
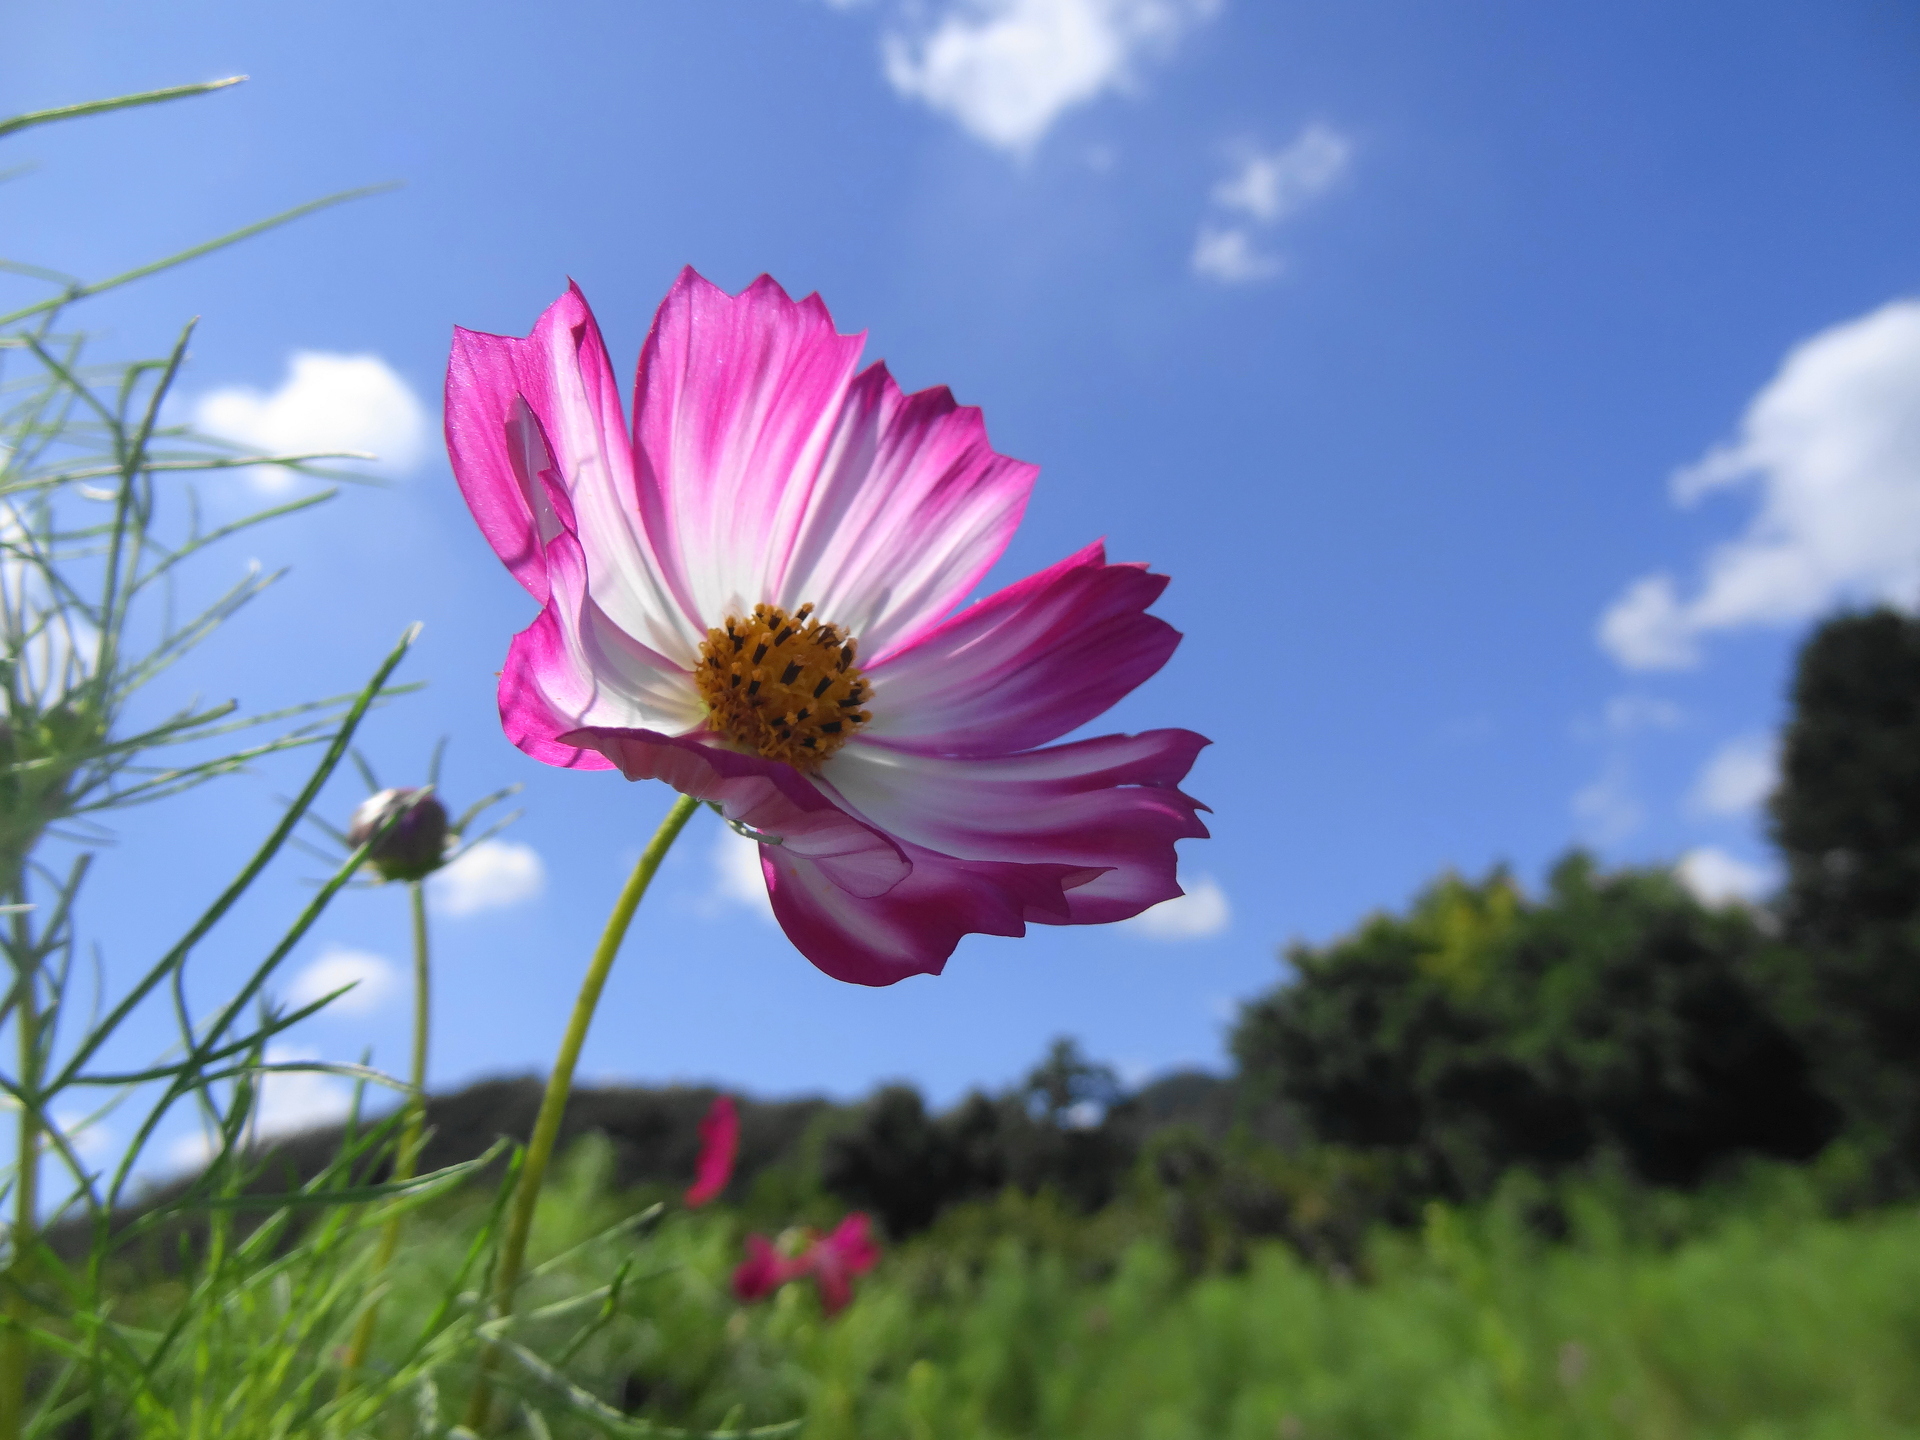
<box><xmin>428</xmin><ymin>839</ymin><xmax>546</xmax><ymax>918</ymax></box>
<box><xmin>285</xmin><ymin>945</ymin><xmax>401</xmax><ymax>1018</ymax></box>
<box><xmin>1599</xmin><ymin>299</ymin><xmax>1920</xmax><ymax>670</ymax></box>
<box><xmin>878</xmin><ymin>0</ymin><xmax>1219</xmax><ymax>154</ymax></box>
<box><xmin>1125</xmin><ymin>874</ymin><xmax>1230</xmax><ymax>940</ymax></box>
<box><xmin>1687</xmin><ymin>735</ymin><xmax>1777</xmax><ymax>817</ymax></box>
<box><xmin>1675</xmin><ymin>846</ymin><xmax>1774</xmax><ymax>907</ymax></box>
<box><xmin>1190</xmin><ymin>225</ymin><xmax>1281</xmax><ymax>284</ymax></box>
<box><xmin>1603</xmin><ymin>694</ymin><xmax>1684</xmax><ymax>736</ymax></box>
<box><xmin>194</xmin><ymin>351</ymin><xmax>428</xmax><ymax>493</ymax></box>
<box><xmin>1191</xmin><ymin>125</ymin><xmax>1353</xmax><ymax>285</ymax></box>
<box><xmin>1572</xmin><ymin>759</ymin><xmax>1642</xmax><ymax>845</ymax></box>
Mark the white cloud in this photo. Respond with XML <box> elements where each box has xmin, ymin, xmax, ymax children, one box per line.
<box><xmin>1600</xmin><ymin>299</ymin><xmax>1920</xmax><ymax>670</ymax></box>
<box><xmin>1572</xmin><ymin>760</ymin><xmax>1642</xmax><ymax>844</ymax></box>
<box><xmin>1675</xmin><ymin>846</ymin><xmax>1774</xmax><ymax>907</ymax></box>
<box><xmin>1126</xmin><ymin>874</ymin><xmax>1230</xmax><ymax>940</ymax></box>
<box><xmin>1688</xmin><ymin>734</ymin><xmax>1777</xmax><ymax>817</ymax></box>
<box><xmin>49</xmin><ymin>1109</ymin><xmax>113</xmax><ymax>1167</ymax></box>
<box><xmin>165</xmin><ymin>1045</ymin><xmax>352</xmax><ymax>1172</ymax></box>
<box><xmin>710</xmin><ymin>827</ymin><xmax>775</xmax><ymax>921</ymax></box>
<box><xmin>1</xmin><ymin>503</ymin><xmax>99</xmax><ymax>707</ymax></box>
<box><xmin>194</xmin><ymin>351</ymin><xmax>429</xmax><ymax>492</ymax></box>
<box><xmin>286</xmin><ymin>945</ymin><xmax>401</xmax><ymax>1018</ymax></box>
<box><xmin>1211</xmin><ymin>124</ymin><xmax>1353</xmax><ymax>223</ymax></box>
<box><xmin>1192</xmin><ymin>125</ymin><xmax>1354</xmax><ymax>286</ymax></box>
<box><xmin>880</xmin><ymin>0</ymin><xmax>1219</xmax><ymax>154</ymax></box>
<box><xmin>1191</xmin><ymin>225</ymin><xmax>1281</xmax><ymax>284</ymax></box>
<box><xmin>1603</xmin><ymin>694</ymin><xmax>1684</xmax><ymax>735</ymax></box>
<box><xmin>428</xmin><ymin>839</ymin><xmax>545</xmax><ymax>918</ymax></box>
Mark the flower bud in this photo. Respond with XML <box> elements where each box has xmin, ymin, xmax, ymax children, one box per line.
<box><xmin>347</xmin><ymin>787</ymin><xmax>450</xmax><ymax>882</ymax></box>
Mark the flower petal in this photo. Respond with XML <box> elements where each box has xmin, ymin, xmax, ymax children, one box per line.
<box><xmin>449</xmin><ymin>283</ymin><xmax>697</xmax><ymax>662</ymax></box>
<box><xmin>764</xmin><ymin>839</ymin><xmax>1096</xmax><ymax>985</ymax></box>
<box><xmin>496</xmin><ymin>515</ymin><xmax>708</xmax><ymax>769</ymax></box>
<box><xmin>566</xmin><ymin>728</ymin><xmax>909</xmax><ymax>899</ymax></box>
<box><xmin>822</xmin><ymin>730</ymin><xmax>1211</xmax><ymax>923</ymax></box>
<box><xmin>864</xmin><ymin>541</ymin><xmax>1180</xmax><ymax>755</ymax></box>
<box><xmin>629</xmin><ymin>270</ymin><xmax>1036</xmax><ymax>658</ymax></box>
<box><xmin>631</xmin><ymin>269</ymin><xmax>867</xmax><ymax>629</ymax></box>
<box><xmin>776</xmin><ymin>361</ymin><xmax>1038</xmax><ymax>662</ymax></box>
<box><xmin>684</xmin><ymin>1095</ymin><xmax>739</xmax><ymax>1207</ymax></box>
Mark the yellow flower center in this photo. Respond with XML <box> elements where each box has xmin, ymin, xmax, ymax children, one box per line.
<box><xmin>693</xmin><ymin>603</ymin><xmax>872</xmax><ymax>770</ymax></box>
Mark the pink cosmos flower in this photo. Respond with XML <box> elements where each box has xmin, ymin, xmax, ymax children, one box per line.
<box><xmin>798</xmin><ymin>1213</ymin><xmax>880</xmax><ymax>1315</ymax></box>
<box><xmin>447</xmin><ymin>269</ymin><xmax>1209</xmax><ymax>983</ymax></box>
<box><xmin>729</xmin><ymin>1213</ymin><xmax>880</xmax><ymax>1314</ymax></box>
<box><xmin>731</xmin><ymin>1234</ymin><xmax>800</xmax><ymax>1303</ymax></box>
<box><xmin>684</xmin><ymin>1094</ymin><xmax>739</xmax><ymax>1207</ymax></box>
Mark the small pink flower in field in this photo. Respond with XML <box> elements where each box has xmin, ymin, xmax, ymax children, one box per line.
<box><xmin>447</xmin><ymin>269</ymin><xmax>1209</xmax><ymax>983</ymax></box>
<box><xmin>797</xmin><ymin>1212</ymin><xmax>880</xmax><ymax>1315</ymax></box>
<box><xmin>684</xmin><ymin>1094</ymin><xmax>739</xmax><ymax>1207</ymax></box>
<box><xmin>731</xmin><ymin>1233</ymin><xmax>800</xmax><ymax>1302</ymax></box>
<box><xmin>729</xmin><ymin>1214</ymin><xmax>880</xmax><ymax>1314</ymax></box>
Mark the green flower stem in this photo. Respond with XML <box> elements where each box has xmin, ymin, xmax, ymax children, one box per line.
<box><xmin>464</xmin><ymin>791</ymin><xmax>700</xmax><ymax>1432</ymax></box>
<box><xmin>341</xmin><ymin>880</ymin><xmax>433</xmax><ymax>1378</ymax></box>
<box><xmin>0</xmin><ymin>944</ymin><xmax>37</xmax><ymax>1440</ymax></box>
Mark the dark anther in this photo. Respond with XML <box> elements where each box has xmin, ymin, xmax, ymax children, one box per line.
<box><xmin>781</xmin><ymin>662</ymin><xmax>803</xmax><ymax>685</ymax></box>
<box><xmin>729</xmin><ymin>674</ymin><xmax>742</xmax><ymax>688</ymax></box>
<box><xmin>752</xmin><ymin>643</ymin><xmax>768</xmax><ymax>664</ymax></box>
<box><xmin>813</xmin><ymin>676</ymin><xmax>833</xmax><ymax>698</ymax></box>
<box><xmin>820</xmin><ymin>720</ymin><xmax>842</xmax><ymax>734</ymax></box>
<box><xmin>746</xmin><ymin>680</ymin><xmax>761</xmax><ymax>697</ymax></box>
<box><xmin>774</xmin><ymin>627</ymin><xmax>795</xmax><ymax>646</ymax></box>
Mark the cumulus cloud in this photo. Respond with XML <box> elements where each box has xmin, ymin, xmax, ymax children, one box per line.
<box><xmin>1675</xmin><ymin>846</ymin><xmax>1774</xmax><ymax>907</ymax></box>
<box><xmin>1192</xmin><ymin>125</ymin><xmax>1353</xmax><ymax>286</ymax></box>
<box><xmin>428</xmin><ymin>839</ymin><xmax>545</xmax><ymax>918</ymax></box>
<box><xmin>881</xmin><ymin>0</ymin><xmax>1219</xmax><ymax>154</ymax></box>
<box><xmin>1125</xmin><ymin>874</ymin><xmax>1230</xmax><ymax>940</ymax></box>
<box><xmin>1688</xmin><ymin>735</ymin><xmax>1777</xmax><ymax>817</ymax></box>
<box><xmin>710</xmin><ymin>826</ymin><xmax>775</xmax><ymax>921</ymax></box>
<box><xmin>286</xmin><ymin>945</ymin><xmax>401</xmax><ymax>1018</ymax></box>
<box><xmin>194</xmin><ymin>351</ymin><xmax>429</xmax><ymax>493</ymax></box>
<box><xmin>1599</xmin><ymin>299</ymin><xmax>1920</xmax><ymax>669</ymax></box>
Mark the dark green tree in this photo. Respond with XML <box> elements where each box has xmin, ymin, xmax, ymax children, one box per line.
<box><xmin>1770</xmin><ymin>606</ymin><xmax>1920</xmax><ymax>1186</ymax></box>
<box><xmin>1234</xmin><ymin>858</ymin><xmax>1835</xmax><ymax>1203</ymax></box>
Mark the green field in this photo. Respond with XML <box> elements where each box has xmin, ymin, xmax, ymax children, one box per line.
<box><xmin>242</xmin><ymin>1148</ymin><xmax>1915</xmax><ymax>1440</ymax></box>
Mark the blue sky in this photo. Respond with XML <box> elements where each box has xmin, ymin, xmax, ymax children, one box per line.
<box><xmin>5</xmin><ymin>1</ymin><xmax>1918</xmax><ymax>1163</ymax></box>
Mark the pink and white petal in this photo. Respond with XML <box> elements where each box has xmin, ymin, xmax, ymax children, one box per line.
<box><xmin>631</xmin><ymin>270</ymin><xmax>867</xmax><ymax>629</ymax></box>
<box><xmin>498</xmin><ymin>604</ymin><xmax>617</xmax><ymax>772</ymax></box>
<box><xmin>449</xmin><ymin>285</ymin><xmax>697</xmax><ymax>662</ymax></box>
<box><xmin>763</xmin><ymin>840</ymin><xmax>1097</xmax><ymax>986</ymax></box>
<box><xmin>821</xmin><ymin>730</ymin><xmax>1211</xmax><ymax>924</ymax></box>
<box><xmin>864</xmin><ymin>541</ymin><xmax>1180</xmax><ymax>755</ymax></box>
<box><xmin>567</xmin><ymin>728</ymin><xmax>909</xmax><ymax>899</ymax></box>
<box><xmin>500</xmin><ymin>517</ymin><xmax>707</xmax><ymax>750</ymax></box>
<box><xmin>775</xmin><ymin>362</ymin><xmax>1037</xmax><ymax>663</ymax></box>
<box><xmin>447</xmin><ymin>335</ymin><xmax>558</xmax><ymax>601</ymax></box>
